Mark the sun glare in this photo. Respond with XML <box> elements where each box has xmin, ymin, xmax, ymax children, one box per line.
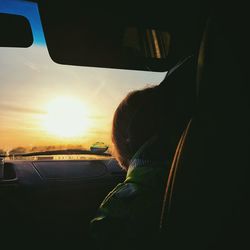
<box><xmin>43</xmin><ymin>97</ymin><xmax>90</xmax><ymax>138</ymax></box>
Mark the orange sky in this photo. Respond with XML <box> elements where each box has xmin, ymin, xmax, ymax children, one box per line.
<box><xmin>0</xmin><ymin>45</ymin><xmax>166</xmax><ymax>150</ymax></box>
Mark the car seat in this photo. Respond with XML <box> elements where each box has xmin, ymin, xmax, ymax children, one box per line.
<box><xmin>160</xmin><ymin>8</ymin><xmax>250</xmax><ymax>250</ymax></box>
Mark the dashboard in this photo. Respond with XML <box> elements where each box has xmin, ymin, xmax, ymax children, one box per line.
<box><xmin>1</xmin><ymin>158</ymin><xmax>124</xmax><ymax>186</ymax></box>
<box><xmin>0</xmin><ymin>158</ymin><xmax>125</xmax><ymax>248</ymax></box>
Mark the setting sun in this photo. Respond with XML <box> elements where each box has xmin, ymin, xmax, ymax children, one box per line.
<box><xmin>43</xmin><ymin>97</ymin><xmax>90</xmax><ymax>138</ymax></box>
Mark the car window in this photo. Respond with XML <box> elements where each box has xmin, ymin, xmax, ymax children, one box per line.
<box><xmin>0</xmin><ymin>0</ymin><xmax>166</xmax><ymax>158</ymax></box>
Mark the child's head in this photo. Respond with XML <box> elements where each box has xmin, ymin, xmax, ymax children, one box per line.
<box><xmin>112</xmin><ymin>86</ymin><xmax>167</xmax><ymax>169</ymax></box>
<box><xmin>111</xmin><ymin>58</ymin><xmax>195</xmax><ymax>170</ymax></box>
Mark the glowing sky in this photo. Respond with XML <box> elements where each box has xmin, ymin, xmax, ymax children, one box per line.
<box><xmin>0</xmin><ymin>0</ymin><xmax>166</xmax><ymax>150</ymax></box>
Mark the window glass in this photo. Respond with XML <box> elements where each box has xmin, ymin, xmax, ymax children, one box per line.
<box><xmin>0</xmin><ymin>0</ymin><xmax>166</xmax><ymax>158</ymax></box>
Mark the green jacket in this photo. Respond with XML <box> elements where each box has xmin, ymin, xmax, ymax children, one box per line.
<box><xmin>90</xmin><ymin>136</ymin><xmax>171</xmax><ymax>250</ymax></box>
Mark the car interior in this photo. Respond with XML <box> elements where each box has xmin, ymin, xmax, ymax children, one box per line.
<box><xmin>0</xmin><ymin>0</ymin><xmax>249</xmax><ymax>249</ymax></box>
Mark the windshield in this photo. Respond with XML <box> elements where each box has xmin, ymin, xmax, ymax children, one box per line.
<box><xmin>0</xmin><ymin>0</ymin><xmax>166</xmax><ymax>158</ymax></box>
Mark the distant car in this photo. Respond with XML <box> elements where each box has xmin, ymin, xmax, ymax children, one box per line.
<box><xmin>90</xmin><ymin>142</ymin><xmax>108</xmax><ymax>153</ymax></box>
<box><xmin>90</xmin><ymin>142</ymin><xmax>109</xmax><ymax>153</ymax></box>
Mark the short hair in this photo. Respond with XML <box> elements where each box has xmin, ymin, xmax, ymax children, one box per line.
<box><xmin>111</xmin><ymin>81</ymin><xmax>192</xmax><ymax>170</ymax></box>
<box><xmin>112</xmin><ymin>86</ymin><xmax>167</xmax><ymax>169</ymax></box>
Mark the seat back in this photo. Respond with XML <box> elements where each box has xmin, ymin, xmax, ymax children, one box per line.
<box><xmin>161</xmin><ymin>7</ymin><xmax>250</xmax><ymax>250</ymax></box>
